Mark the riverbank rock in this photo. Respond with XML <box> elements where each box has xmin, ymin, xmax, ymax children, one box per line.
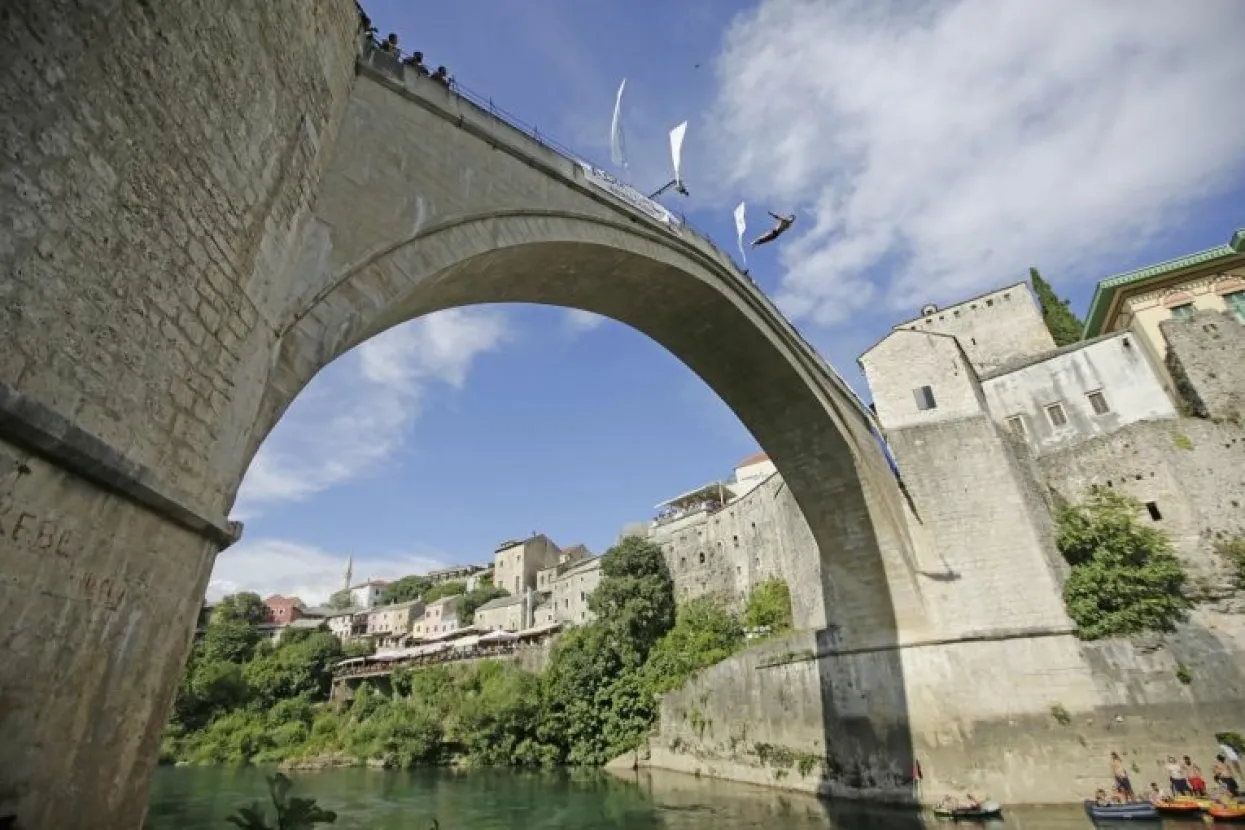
<box><xmin>278</xmin><ymin>753</ymin><xmax>360</xmax><ymax>771</ymax></box>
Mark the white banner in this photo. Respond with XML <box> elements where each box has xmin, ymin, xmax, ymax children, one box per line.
<box><xmin>733</xmin><ymin>201</ymin><xmax>747</xmax><ymax>263</ymax></box>
<box><xmin>578</xmin><ymin>162</ymin><xmax>681</xmax><ymax>230</ymax></box>
<box><xmin>610</xmin><ymin>79</ymin><xmax>628</xmax><ymax>169</ymax></box>
<box><xmin>669</xmin><ymin>121</ymin><xmax>688</xmax><ymax>185</ymax></box>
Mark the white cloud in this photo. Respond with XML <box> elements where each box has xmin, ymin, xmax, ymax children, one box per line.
<box><xmin>233</xmin><ymin>309</ymin><xmax>510</xmax><ymax>517</ymax></box>
<box><xmin>710</xmin><ymin>0</ymin><xmax>1245</xmax><ymax>326</ymax></box>
<box><xmin>563</xmin><ymin>308</ymin><xmax>606</xmax><ymax>334</ymax></box>
<box><xmin>207</xmin><ymin>538</ymin><xmax>449</xmax><ymax>605</ymax></box>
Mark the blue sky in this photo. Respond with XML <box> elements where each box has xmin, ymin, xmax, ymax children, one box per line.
<box><xmin>209</xmin><ymin>0</ymin><xmax>1245</xmax><ymax>603</ymax></box>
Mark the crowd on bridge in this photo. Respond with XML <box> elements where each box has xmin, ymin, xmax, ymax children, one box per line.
<box><xmin>356</xmin><ymin>2</ymin><xmax>453</xmax><ymax>88</ymax></box>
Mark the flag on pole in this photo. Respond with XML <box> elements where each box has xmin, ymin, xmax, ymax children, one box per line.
<box><xmin>669</xmin><ymin>121</ymin><xmax>688</xmax><ymax>185</ymax></box>
<box><xmin>734</xmin><ymin>201</ymin><xmax>748</xmax><ymax>263</ymax></box>
<box><xmin>610</xmin><ymin>79</ymin><xmax>628</xmax><ymax>169</ymax></box>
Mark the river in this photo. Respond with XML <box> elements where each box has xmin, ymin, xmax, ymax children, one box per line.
<box><xmin>145</xmin><ymin>766</ymin><xmax>1098</xmax><ymax>830</ymax></box>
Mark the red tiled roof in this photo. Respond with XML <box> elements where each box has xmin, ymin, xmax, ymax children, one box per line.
<box><xmin>736</xmin><ymin>451</ymin><xmax>769</xmax><ymax>468</ymax></box>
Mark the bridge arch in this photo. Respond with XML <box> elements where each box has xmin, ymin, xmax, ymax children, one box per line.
<box><xmin>0</xmin><ymin>6</ymin><xmax>925</xmax><ymax>826</ymax></box>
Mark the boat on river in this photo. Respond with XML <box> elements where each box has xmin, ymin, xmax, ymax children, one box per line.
<box><xmin>933</xmin><ymin>800</ymin><xmax>1003</xmax><ymax>820</ymax></box>
<box><xmin>1083</xmin><ymin>800</ymin><xmax>1159</xmax><ymax>821</ymax></box>
<box><xmin>1206</xmin><ymin>805</ymin><xmax>1245</xmax><ymax>822</ymax></box>
<box><xmin>1153</xmin><ymin>799</ymin><xmax>1203</xmax><ymax>818</ymax></box>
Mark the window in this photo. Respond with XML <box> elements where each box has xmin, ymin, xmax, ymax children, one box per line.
<box><xmin>1145</xmin><ymin>501</ymin><xmax>1162</xmax><ymax>521</ymax></box>
<box><xmin>1045</xmin><ymin>402</ymin><xmax>1068</xmax><ymax>427</ymax></box>
<box><xmin>1006</xmin><ymin>415</ymin><xmax>1026</xmax><ymax>436</ymax></box>
<box><xmin>913</xmin><ymin>385</ymin><xmax>937</xmax><ymax>411</ymax></box>
<box><xmin>1226</xmin><ymin>291</ymin><xmax>1245</xmax><ymax>324</ymax></box>
<box><xmin>1087</xmin><ymin>390</ymin><xmax>1110</xmax><ymax>415</ymax></box>
<box><xmin>1169</xmin><ymin>303</ymin><xmax>1195</xmax><ymax>321</ymax></box>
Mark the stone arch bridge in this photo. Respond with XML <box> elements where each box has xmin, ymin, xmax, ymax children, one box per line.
<box><xmin>0</xmin><ymin>1</ymin><xmax>930</xmax><ymax>826</ymax></box>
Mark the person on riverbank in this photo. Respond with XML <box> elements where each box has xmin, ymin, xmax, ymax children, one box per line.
<box><xmin>1213</xmin><ymin>754</ymin><xmax>1240</xmax><ymax>797</ymax></box>
<box><xmin>1185</xmin><ymin>756</ymin><xmax>1207</xmax><ymax>796</ymax></box>
<box><xmin>1167</xmin><ymin>755</ymin><xmax>1191</xmax><ymax>796</ymax></box>
<box><xmin>1220</xmin><ymin>741</ymin><xmax>1244</xmax><ymax>780</ymax></box>
<box><xmin>1111</xmin><ymin>752</ymin><xmax>1136</xmax><ymax>801</ymax></box>
<box><xmin>1146</xmin><ymin>782</ymin><xmax>1169</xmax><ymax>804</ymax></box>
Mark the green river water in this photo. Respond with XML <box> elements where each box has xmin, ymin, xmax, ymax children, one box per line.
<box><xmin>145</xmin><ymin>766</ymin><xmax>1097</xmax><ymax>830</ymax></box>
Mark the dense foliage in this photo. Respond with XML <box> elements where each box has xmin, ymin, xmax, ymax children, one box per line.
<box><xmin>1030</xmin><ymin>267</ymin><xmax>1084</xmax><ymax>347</ymax></box>
<box><xmin>1055</xmin><ymin>489</ymin><xmax>1189</xmax><ymax>639</ymax></box>
<box><xmin>742</xmin><ymin>578</ymin><xmax>793</xmax><ymax>633</ymax></box>
<box><xmin>381</xmin><ymin>575</ymin><xmax>434</xmax><ymax>605</ymax></box>
<box><xmin>165</xmin><ymin>539</ymin><xmax>770</xmax><ymax>770</ymax></box>
<box><xmin>423</xmin><ymin>580</ymin><xmax>467</xmax><ymax>603</ymax></box>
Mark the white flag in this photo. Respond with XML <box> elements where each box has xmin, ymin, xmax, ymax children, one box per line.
<box><xmin>669</xmin><ymin>121</ymin><xmax>688</xmax><ymax>185</ymax></box>
<box><xmin>734</xmin><ymin>201</ymin><xmax>748</xmax><ymax>263</ymax></box>
<box><xmin>610</xmin><ymin>79</ymin><xmax>628</xmax><ymax>169</ymax></box>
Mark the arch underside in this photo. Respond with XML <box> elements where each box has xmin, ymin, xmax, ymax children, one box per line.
<box><xmin>249</xmin><ymin>211</ymin><xmax>929</xmax><ymax>642</ymax></box>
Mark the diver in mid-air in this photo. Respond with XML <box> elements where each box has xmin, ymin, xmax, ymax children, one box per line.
<box><xmin>751</xmin><ymin>211</ymin><xmax>796</xmax><ymax>247</ymax></box>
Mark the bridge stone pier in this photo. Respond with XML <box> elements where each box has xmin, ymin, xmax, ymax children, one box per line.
<box><xmin>0</xmin><ymin>1</ymin><xmax>941</xmax><ymax>826</ymax></box>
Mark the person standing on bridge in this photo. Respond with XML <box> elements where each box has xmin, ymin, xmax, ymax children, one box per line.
<box><xmin>751</xmin><ymin>211</ymin><xmax>796</xmax><ymax>247</ymax></box>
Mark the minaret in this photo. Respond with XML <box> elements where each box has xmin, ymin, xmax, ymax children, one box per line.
<box><xmin>343</xmin><ymin>554</ymin><xmax>354</xmax><ymax>592</ymax></box>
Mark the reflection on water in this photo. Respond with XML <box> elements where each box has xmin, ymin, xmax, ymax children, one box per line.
<box><xmin>145</xmin><ymin>765</ymin><xmax>1119</xmax><ymax>830</ymax></box>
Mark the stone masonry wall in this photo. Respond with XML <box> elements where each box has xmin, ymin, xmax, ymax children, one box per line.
<box><xmin>0</xmin><ymin>1</ymin><xmax>359</xmax><ymax>827</ymax></box>
<box><xmin>885</xmin><ymin>415</ymin><xmax>1072</xmax><ymax>638</ymax></box>
<box><xmin>651</xmin><ymin>472</ymin><xmax>825</xmax><ymax>629</ymax></box>
<box><xmin>1162</xmin><ymin>310</ymin><xmax>1245</xmax><ymax>423</ymax></box>
<box><xmin>645</xmin><ymin>411</ymin><xmax>1245</xmax><ymax>804</ymax></box>
<box><xmin>1039</xmin><ymin>417</ymin><xmax>1245</xmax><ymax>602</ymax></box>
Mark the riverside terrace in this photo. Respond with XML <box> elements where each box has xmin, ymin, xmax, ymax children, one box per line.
<box><xmin>332</xmin><ymin>623</ymin><xmax>563</xmax><ymax>681</ymax></box>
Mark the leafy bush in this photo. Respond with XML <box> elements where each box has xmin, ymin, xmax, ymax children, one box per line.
<box><xmin>743</xmin><ymin>579</ymin><xmax>793</xmax><ymax>633</ymax></box>
<box><xmin>1055</xmin><ymin>490</ymin><xmax>1188</xmax><ymax>639</ymax></box>
<box><xmin>423</xmin><ymin>581</ymin><xmax>467</xmax><ymax>603</ymax></box>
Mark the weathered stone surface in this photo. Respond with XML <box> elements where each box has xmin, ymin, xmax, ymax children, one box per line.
<box><xmin>1162</xmin><ymin>310</ymin><xmax>1245</xmax><ymax>422</ymax></box>
<box><xmin>0</xmin><ymin>0</ymin><xmax>359</xmax><ymax>826</ymax></box>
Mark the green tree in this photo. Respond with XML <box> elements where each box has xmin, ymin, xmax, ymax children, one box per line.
<box><xmin>1055</xmin><ymin>489</ymin><xmax>1189</xmax><ymax>639</ymax></box>
<box><xmin>381</xmin><ymin>575</ymin><xmax>433</xmax><ymax>605</ymax></box>
<box><xmin>743</xmin><ymin>578</ymin><xmax>793</xmax><ymax>633</ymax></box>
<box><xmin>1030</xmin><ymin>267</ymin><xmax>1084</xmax><ymax>347</ymax></box>
<box><xmin>201</xmin><ymin>618</ymin><xmax>262</xmax><ymax>664</ymax></box>
<box><xmin>245</xmin><ymin>632</ymin><xmax>343</xmax><ymax>708</ymax></box>
<box><xmin>326</xmin><ymin>589</ymin><xmax>354</xmax><ymax>611</ymax></box>
<box><xmin>589</xmin><ymin>536</ymin><xmax>676</xmax><ymax>660</ymax></box>
<box><xmin>458</xmin><ymin>586</ymin><xmax>509</xmax><ymax>625</ymax></box>
<box><xmin>644</xmin><ymin>598</ymin><xmax>744</xmax><ymax>694</ymax></box>
<box><xmin>424</xmin><ymin>580</ymin><xmax>467</xmax><ymax>603</ymax></box>
<box><xmin>214</xmin><ymin>592</ymin><xmax>272</xmax><ymax>625</ymax></box>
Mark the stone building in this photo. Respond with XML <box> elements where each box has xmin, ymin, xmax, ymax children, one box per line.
<box><xmin>860</xmin><ymin>316</ymin><xmax>1178</xmax><ymax>455</ymax></box>
<box><xmin>884</xmin><ymin>282</ymin><xmax>1057</xmax><ymax>373</ymax></box>
<box><xmin>550</xmin><ymin>556</ymin><xmax>603</xmax><ymax>626</ymax></box>
<box><xmin>364</xmin><ymin>598</ymin><xmax>424</xmax><ymax>641</ymax></box>
<box><xmin>474</xmin><ymin>594</ymin><xmax>526</xmax><ymax>632</ymax></box>
<box><xmin>1162</xmin><ymin>309</ymin><xmax>1245</xmax><ymax>422</ymax></box>
<box><xmin>326</xmin><ymin>609</ymin><xmax>367</xmax><ymax>643</ymax></box>
<box><xmin>493</xmin><ymin>534</ymin><xmax>561</xmax><ymax>596</ymax></box>
<box><xmin>348</xmin><ymin>579</ymin><xmax>389</xmax><ymax>609</ymax></box>
<box><xmin>1083</xmin><ymin>228</ymin><xmax>1245</xmax><ymax>394</ymax></box>
<box><xmin>414</xmin><ymin>595</ymin><xmax>462</xmax><ymax>638</ymax></box>
<box><xmin>426</xmin><ymin>564</ymin><xmax>487</xmax><ymax>585</ymax></box>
